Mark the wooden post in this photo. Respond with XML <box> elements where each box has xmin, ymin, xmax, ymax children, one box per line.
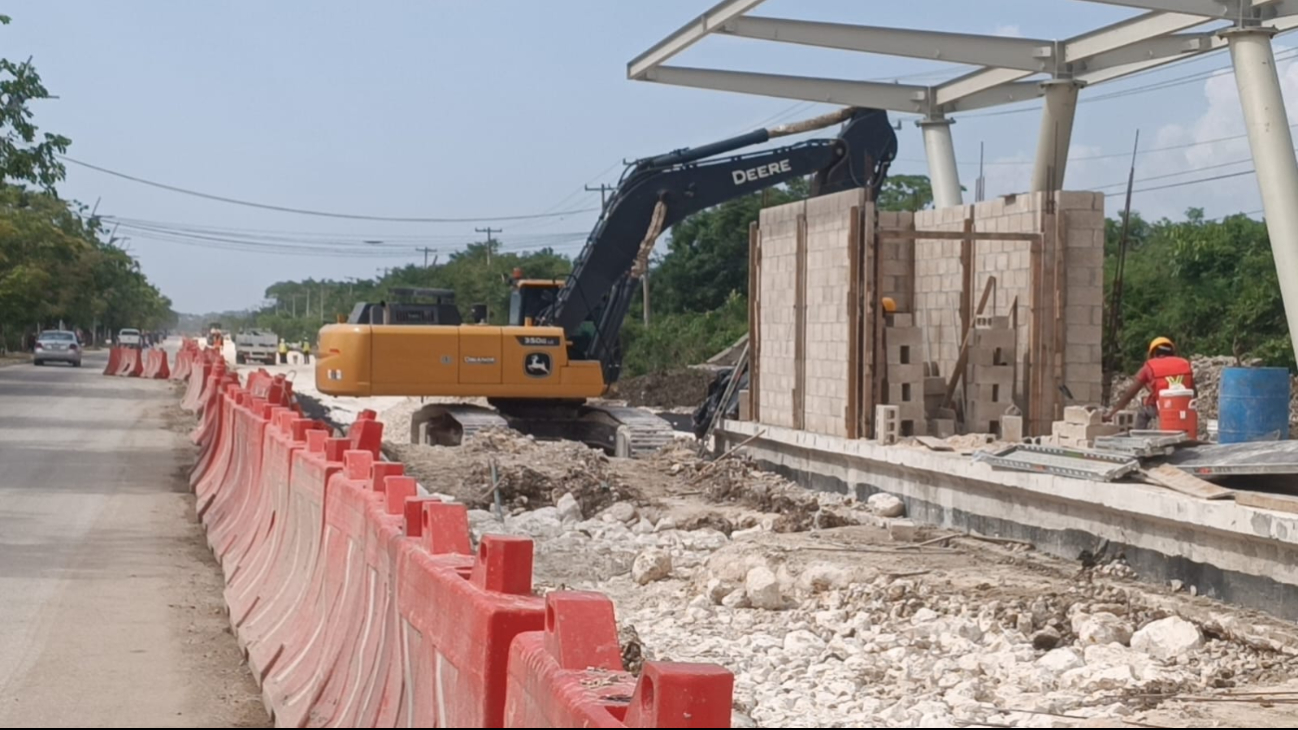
<box><xmin>960</xmin><ymin>216</ymin><xmax>975</xmax><ymax>336</ymax></box>
<box><xmin>794</xmin><ymin>213</ymin><xmax>808</xmax><ymax>431</ymax></box>
<box><xmin>748</xmin><ymin>221</ymin><xmax>761</xmax><ymax>423</ymax></box>
<box><xmin>847</xmin><ymin>205</ymin><xmax>862</xmax><ymax>438</ymax></box>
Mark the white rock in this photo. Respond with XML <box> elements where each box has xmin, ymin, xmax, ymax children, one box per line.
<box><xmin>867</xmin><ymin>492</ymin><xmax>906</xmax><ymax>518</ymax></box>
<box><xmin>706</xmin><ymin>578</ymin><xmax>737</xmax><ymax>605</ymax></box>
<box><xmin>631</xmin><ymin>548</ymin><xmax>672</xmax><ymax>585</ymax></box>
<box><xmin>912</xmin><ymin>607</ymin><xmax>939</xmax><ymax>624</ymax></box>
<box><xmin>1131</xmin><ymin>617</ymin><xmax>1204</xmax><ymax>662</ymax></box>
<box><xmin>721</xmin><ymin>590</ymin><xmax>751</xmax><ymax>610</ymax></box>
<box><xmin>508</xmin><ymin>507</ymin><xmax>563</xmax><ymax>538</ymax></box>
<box><xmin>795</xmin><ymin>563</ymin><xmax>850</xmax><ymax>594</ymax></box>
<box><xmin>654</xmin><ymin>516</ymin><xmax>678</xmax><ymax>533</ymax></box>
<box><xmin>745</xmin><ymin>566</ymin><xmax>786</xmax><ymax>610</ymax></box>
<box><xmin>782</xmin><ymin>629</ymin><xmax>827</xmax><ymax>655</ymax></box>
<box><xmin>1073</xmin><ymin>612</ymin><xmax>1133</xmax><ymax>647</ymax></box>
<box><xmin>632</xmin><ymin>517</ymin><xmax>656</xmax><ymax>535</ymax></box>
<box><xmin>1038</xmin><ymin>647</ymin><xmax>1084</xmax><ymax>675</ymax></box>
<box><xmin>601</xmin><ymin>501</ymin><xmax>638</xmax><ymax>524</ymax></box>
<box><xmin>555</xmin><ymin>492</ymin><xmax>583</xmax><ymax>524</ymax></box>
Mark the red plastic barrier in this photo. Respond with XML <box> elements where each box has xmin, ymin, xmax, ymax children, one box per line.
<box><xmin>181</xmin><ymin>357</ymin><xmax>214</xmax><ymax>411</ymax></box>
<box><xmin>242</xmin><ymin>431</ymin><xmax>348</xmax><ymax>683</ymax></box>
<box><xmin>504</xmin><ymin>593</ymin><xmax>734</xmax><ymax>728</ymax></box>
<box><xmin>206</xmin><ymin>399</ymin><xmax>285</xmax><ymax>564</ymax></box>
<box><xmin>190</xmin><ymin>380</ymin><xmax>241</xmax><ymax>500</ymax></box>
<box><xmin>150</xmin><ymin>350</ymin><xmax>170</xmax><ymax>379</ymax></box>
<box><xmin>398</xmin><ymin>531</ymin><xmax>545</xmax><ymax>728</ymax></box>
<box><xmin>102</xmin><ymin>347</ymin><xmax>122</xmax><ymax>376</ymax></box>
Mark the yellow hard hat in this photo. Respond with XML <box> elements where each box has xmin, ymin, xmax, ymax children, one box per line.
<box><xmin>1148</xmin><ymin>336</ymin><xmax>1175</xmax><ymax>356</ymax></box>
<box><xmin>881</xmin><ymin>297</ymin><xmax>897</xmax><ymax>314</ymax></box>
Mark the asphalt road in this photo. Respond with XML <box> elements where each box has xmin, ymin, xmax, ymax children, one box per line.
<box><xmin>0</xmin><ymin>350</ymin><xmax>265</xmax><ymax>728</ymax></box>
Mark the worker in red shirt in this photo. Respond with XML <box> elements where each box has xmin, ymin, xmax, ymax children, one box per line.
<box><xmin>1107</xmin><ymin>337</ymin><xmax>1195</xmax><ymax>429</ymax></box>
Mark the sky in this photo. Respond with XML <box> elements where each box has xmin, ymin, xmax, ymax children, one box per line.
<box><xmin>5</xmin><ymin>0</ymin><xmax>1293</xmax><ymax>314</ymax></box>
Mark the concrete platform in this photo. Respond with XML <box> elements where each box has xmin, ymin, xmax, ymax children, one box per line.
<box><xmin>717</xmin><ymin>420</ymin><xmax>1298</xmax><ymax>621</ymax></box>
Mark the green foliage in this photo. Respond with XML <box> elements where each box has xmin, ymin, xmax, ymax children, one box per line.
<box><xmin>0</xmin><ymin>17</ymin><xmax>70</xmax><ymax>191</ymax></box>
<box><xmin>1107</xmin><ymin>208</ymin><xmax>1293</xmax><ymax>372</ymax></box>
<box><xmin>244</xmin><ymin>242</ymin><xmax>574</xmax><ymax>342</ymax></box>
<box><xmin>620</xmin><ymin>291</ymin><xmax>748</xmax><ymax>378</ymax></box>
<box><xmin>650</xmin><ymin>180</ymin><xmax>806</xmax><ymax>316</ymax></box>
<box><xmin>876</xmin><ymin>174</ymin><xmax>935</xmax><ymax>212</ymax></box>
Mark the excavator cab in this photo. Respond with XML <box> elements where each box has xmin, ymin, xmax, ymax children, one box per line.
<box><xmin>507</xmin><ymin>269</ymin><xmax>564</xmax><ymax>327</ymax></box>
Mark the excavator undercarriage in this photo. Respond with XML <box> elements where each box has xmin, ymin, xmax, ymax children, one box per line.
<box><xmin>408</xmin><ymin>400</ymin><xmax>676</xmax><ymax>457</ymax></box>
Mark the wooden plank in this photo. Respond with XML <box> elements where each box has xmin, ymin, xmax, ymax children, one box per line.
<box><xmin>942</xmin><ymin>276</ymin><xmax>998</xmax><ymax>409</ymax></box>
<box><xmin>750</xmin><ymin>222</ymin><xmax>761</xmax><ymax>422</ymax></box>
<box><xmin>846</xmin><ymin>206</ymin><xmax>862</xmax><ymax>438</ymax></box>
<box><xmin>1050</xmin><ymin>206</ymin><xmax>1065</xmax><ymax>423</ymax></box>
<box><xmin>878</xmin><ymin>229</ymin><xmax>1042</xmax><ymax>242</ymax></box>
<box><xmin>960</xmin><ymin>216</ymin><xmax>974</xmax><ymax>336</ymax></box>
<box><xmin>1028</xmin><ymin>230</ymin><xmax>1045</xmax><ymax>435</ymax></box>
<box><xmin>1143</xmin><ymin>464</ymin><xmax>1235</xmax><ymax>501</ymax></box>
<box><xmin>860</xmin><ymin>203</ymin><xmax>877</xmax><ymax>439</ymax></box>
<box><xmin>916</xmin><ymin>436</ymin><xmax>954</xmax><ymax>452</ymax></box>
<box><xmin>794</xmin><ymin>213</ymin><xmax>807</xmax><ymax>431</ymax></box>
<box><xmin>1236</xmin><ymin>490</ymin><xmax>1298</xmax><ymax>514</ymax></box>
<box><xmin>869</xmin><ymin>206</ymin><xmax>885</xmax><ymax>438</ymax></box>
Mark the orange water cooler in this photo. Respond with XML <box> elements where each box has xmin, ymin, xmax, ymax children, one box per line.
<box><xmin>1158</xmin><ymin>386</ymin><xmax>1199</xmax><ymax>438</ymax></box>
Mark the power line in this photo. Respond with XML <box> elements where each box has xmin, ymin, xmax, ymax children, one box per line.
<box><xmin>59</xmin><ymin>155</ymin><xmax>599</xmax><ymax>223</ymax></box>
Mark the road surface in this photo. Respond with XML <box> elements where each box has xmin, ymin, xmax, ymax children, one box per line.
<box><xmin>0</xmin><ymin>351</ymin><xmax>266</xmax><ymax>728</ymax></box>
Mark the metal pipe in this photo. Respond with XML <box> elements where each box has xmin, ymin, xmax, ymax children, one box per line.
<box><xmin>1030</xmin><ymin>80</ymin><xmax>1084</xmax><ymax>193</ymax></box>
<box><xmin>1225</xmin><ymin>25</ymin><xmax>1298</xmax><ymax>366</ymax></box>
<box><xmin>918</xmin><ymin>116</ymin><xmax>963</xmax><ymax>208</ymax></box>
<box><xmin>645</xmin><ymin>128</ymin><xmax>771</xmax><ymax>168</ymax></box>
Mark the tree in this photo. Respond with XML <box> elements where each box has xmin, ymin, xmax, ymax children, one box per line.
<box><xmin>0</xmin><ymin>16</ymin><xmax>70</xmax><ymax>191</ymax></box>
<box><xmin>877</xmin><ymin>174</ymin><xmax>935</xmax><ymax>212</ymax></box>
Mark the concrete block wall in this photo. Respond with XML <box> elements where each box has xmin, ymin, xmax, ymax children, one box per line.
<box><xmin>755</xmin><ymin>199</ymin><xmax>803</xmax><ymax>429</ymax></box>
<box><xmin>752</xmin><ymin>189</ymin><xmax>1105</xmax><ymax>439</ymax></box>
<box><xmin>801</xmin><ymin>189</ymin><xmax>865</xmax><ymax>437</ymax></box>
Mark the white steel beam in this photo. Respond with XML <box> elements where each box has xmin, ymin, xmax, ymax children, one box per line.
<box><xmin>935</xmin><ymin>68</ymin><xmax>1038</xmax><ymax>108</ymax></box>
<box><xmin>722</xmin><ymin>17</ymin><xmax>1056</xmax><ymax>72</ymax></box>
<box><xmin>1225</xmin><ymin>25</ymin><xmax>1298</xmax><ymax>364</ymax></box>
<box><xmin>1081</xmin><ymin>32</ymin><xmax>1215</xmax><ymax>71</ymax></box>
<box><xmin>918</xmin><ymin>117</ymin><xmax>963</xmax><ymax>208</ymax></box>
<box><xmin>1075</xmin><ymin>0</ymin><xmax>1248</xmax><ymax>17</ymax></box>
<box><xmin>642</xmin><ymin>66</ymin><xmax>931</xmax><ymax>114</ymax></box>
<box><xmin>945</xmin><ymin>81</ymin><xmax>1044</xmax><ymax>113</ymax></box>
<box><xmin>1064</xmin><ymin>11</ymin><xmax>1215</xmax><ymax>62</ymax></box>
<box><xmin>1079</xmin><ymin>13</ymin><xmax>1298</xmax><ymax>83</ymax></box>
<box><xmin>627</xmin><ymin>0</ymin><xmax>769</xmax><ymax>80</ymax></box>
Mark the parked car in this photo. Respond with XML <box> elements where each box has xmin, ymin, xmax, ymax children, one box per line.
<box><xmin>34</xmin><ymin>330</ymin><xmax>82</xmax><ymax>367</ymax></box>
<box><xmin>117</xmin><ymin>328</ymin><xmax>143</xmax><ymax>348</ymax></box>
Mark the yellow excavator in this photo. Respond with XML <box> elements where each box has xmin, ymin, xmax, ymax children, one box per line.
<box><xmin>315</xmin><ymin>108</ymin><xmax>898</xmax><ymax>456</ymax></box>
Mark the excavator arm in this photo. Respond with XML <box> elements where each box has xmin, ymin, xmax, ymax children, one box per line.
<box><xmin>542</xmin><ymin>107</ymin><xmax>898</xmax><ymax>386</ymax></box>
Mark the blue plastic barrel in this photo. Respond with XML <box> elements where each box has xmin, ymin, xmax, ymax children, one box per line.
<box><xmin>1218</xmin><ymin>367</ymin><xmax>1292</xmax><ymax>443</ymax></box>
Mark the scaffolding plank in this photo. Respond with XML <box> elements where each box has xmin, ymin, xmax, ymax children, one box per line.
<box><xmin>1162</xmin><ymin>441</ymin><xmax>1298</xmax><ymax>477</ymax></box>
<box><xmin>1141</xmin><ymin>465</ymin><xmax>1235</xmax><ymax>501</ymax></box>
<box><xmin>976</xmin><ymin>443</ymin><xmax>1138</xmax><ymax>481</ymax></box>
<box><xmin>1235</xmin><ymin>490</ymin><xmax>1298</xmax><ymax>515</ymax></box>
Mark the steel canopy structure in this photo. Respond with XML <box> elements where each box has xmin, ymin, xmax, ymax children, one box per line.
<box><xmin>629</xmin><ymin>0</ymin><xmax>1298</xmax><ymax>365</ymax></box>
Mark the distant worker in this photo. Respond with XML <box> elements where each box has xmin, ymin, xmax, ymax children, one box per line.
<box><xmin>1107</xmin><ymin>337</ymin><xmax>1194</xmax><ymax>429</ymax></box>
<box><xmin>302</xmin><ymin>340</ymin><xmax>311</xmax><ymax>364</ymax></box>
<box><xmin>278</xmin><ymin>339</ymin><xmax>288</xmax><ymax>364</ymax></box>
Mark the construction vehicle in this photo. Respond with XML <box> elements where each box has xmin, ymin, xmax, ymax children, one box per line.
<box><xmin>315</xmin><ymin>107</ymin><xmax>898</xmax><ymax>455</ymax></box>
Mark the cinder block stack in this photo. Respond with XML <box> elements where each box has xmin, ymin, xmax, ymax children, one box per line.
<box><xmin>883</xmin><ymin>314</ymin><xmax>925</xmax><ymax>437</ymax></box>
<box><xmin>1050</xmin><ymin>405</ymin><xmax>1123</xmax><ymax>447</ymax></box>
<box><xmin>875</xmin><ymin>405</ymin><xmax>900</xmax><ymax>445</ymax></box>
<box><xmin>964</xmin><ymin>316</ymin><xmax>1016</xmax><ymax>436</ymax></box>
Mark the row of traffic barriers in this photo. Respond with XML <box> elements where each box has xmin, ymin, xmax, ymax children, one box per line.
<box><xmin>178</xmin><ymin>347</ymin><xmax>735</xmax><ymax>728</ymax></box>
<box><xmin>102</xmin><ymin>345</ymin><xmax>176</xmax><ymax>379</ymax></box>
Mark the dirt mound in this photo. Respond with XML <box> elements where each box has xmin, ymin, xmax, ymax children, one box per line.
<box><xmin>609</xmin><ymin>368</ymin><xmax>717</xmax><ymax>409</ymax></box>
<box><xmin>387</xmin><ymin>428</ymin><xmax>639</xmax><ymax>516</ymax></box>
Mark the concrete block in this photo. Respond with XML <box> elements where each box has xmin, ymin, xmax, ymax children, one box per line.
<box><xmin>929</xmin><ymin>418</ymin><xmax>957</xmax><ymax>438</ymax></box>
<box><xmin>1064</xmin><ymin>405</ymin><xmax>1103</xmax><ymax>425</ymax></box>
<box><xmin>875</xmin><ymin>405</ymin><xmax>900</xmax><ymax>445</ymax></box>
<box><xmin>973</xmin><ymin>329</ymin><xmax>1016</xmax><ymax>351</ymax></box>
<box><xmin>887</xmin><ymin>363</ymin><xmax>924</xmax><ymax>384</ymax></box>
<box><xmin>888</xmin><ymin>519</ymin><xmax>920</xmax><ymax>543</ymax></box>
<box><xmin>1052</xmin><ymin>421</ymin><xmax>1122</xmax><ymax>442</ymax></box>
<box><xmin>924</xmin><ymin>376</ymin><xmax>947</xmax><ymax>396</ymax></box>
<box><xmin>1114</xmin><ymin>410</ymin><xmax>1136</xmax><ymax>433</ymax></box>
<box><xmin>887</xmin><ymin>382</ymin><xmax>921</xmax><ymax>405</ymax></box>
<box><xmin>887</xmin><ymin>342</ymin><xmax>920</xmax><ymax>366</ymax></box>
<box><xmin>1001</xmin><ymin>414</ymin><xmax>1024</xmax><ymax>443</ymax></box>
<box><xmin>970</xmin><ymin>364</ymin><xmax>1015</xmax><ymax>385</ymax></box>
<box><xmin>885</xmin><ymin>326</ymin><xmax>923</xmax><ymax>346</ymax></box>
<box><xmin>886</xmin><ymin>313</ymin><xmax>914</xmax><ymax>328</ymax></box>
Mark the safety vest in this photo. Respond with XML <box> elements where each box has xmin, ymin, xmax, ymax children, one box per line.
<box><xmin>279</xmin><ymin>342</ymin><xmax>288</xmax><ymax>354</ymax></box>
<box><xmin>1145</xmin><ymin>356</ymin><xmax>1194</xmax><ymax>406</ymax></box>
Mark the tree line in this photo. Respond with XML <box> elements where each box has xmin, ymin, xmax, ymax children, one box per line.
<box><xmin>0</xmin><ymin>16</ymin><xmax>174</xmax><ymax>351</ymax></box>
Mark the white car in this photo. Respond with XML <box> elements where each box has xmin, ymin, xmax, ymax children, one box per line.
<box><xmin>117</xmin><ymin>328</ymin><xmax>143</xmax><ymax>348</ymax></box>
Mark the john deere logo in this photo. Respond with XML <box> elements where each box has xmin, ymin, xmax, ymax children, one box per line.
<box><xmin>524</xmin><ymin>352</ymin><xmax>552</xmax><ymax>377</ymax></box>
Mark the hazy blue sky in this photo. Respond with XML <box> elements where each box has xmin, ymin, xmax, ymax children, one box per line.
<box><xmin>7</xmin><ymin>1</ymin><xmax>1292</xmax><ymax>313</ymax></box>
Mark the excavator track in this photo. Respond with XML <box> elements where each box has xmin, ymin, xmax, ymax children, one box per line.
<box><xmin>407</xmin><ymin>400</ymin><xmax>677</xmax><ymax>457</ymax></box>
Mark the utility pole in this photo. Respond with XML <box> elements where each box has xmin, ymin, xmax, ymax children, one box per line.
<box><xmin>416</xmin><ymin>246</ymin><xmax>436</xmax><ymax>267</ymax></box>
<box><xmin>306</xmin><ymin>289</ymin><xmax>311</xmax><ymax>319</ymax></box>
<box><xmin>585</xmin><ymin>183</ymin><xmax>615</xmax><ymax>209</ymax></box>
<box><xmin>475</xmin><ymin>227</ymin><xmax>502</xmax><ymax>266</ymax></box>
